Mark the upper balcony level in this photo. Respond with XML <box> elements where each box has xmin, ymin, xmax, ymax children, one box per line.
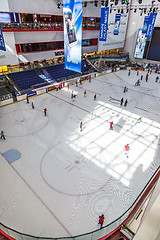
<box><xmin>0</xmin><ymin>12</ymin><xmax>100</xmax><ymax>31</ymax></box>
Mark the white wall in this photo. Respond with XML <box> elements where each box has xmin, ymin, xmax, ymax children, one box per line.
<box><xmin>0</xmin><ymin>0</ymin><xmax>9</xmax><ymax>12</ymax></box>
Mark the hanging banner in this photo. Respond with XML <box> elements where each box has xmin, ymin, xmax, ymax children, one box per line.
<box><xmin>63</xmin><ymin>0</ymin><xmax>82</xmax><ymax>73</ymax></box>
<box><xmin>114</xmin><ymin>14</ymin><xmax>121</xmax><ymax>35</ymax></box>
<box><xmin>99</xmin><ymin>7</ymin><xmax>109</xmax><ymax>42</ymax></box>
<box><xmin>142</xmin><ymin>16</ymin><xmax>149</xmax><ymax>34</ymax></box>
<box><xmin>146</xmin><ymin>13</ymin><xmax>157</xmax><ymax>38</ymax></box>
<box><xmin>0</xmin><ymin>25</ymin><xmax>6</xmax><ymax>51</ymax></box>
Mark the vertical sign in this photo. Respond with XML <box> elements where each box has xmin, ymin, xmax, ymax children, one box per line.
<box><xmin>146</xmin><ymin>13</ymin><xmax>157</xmax><ymax>38</ymax></box>
<box><xmin>114</xmin><ymin>14</ymin><xmax>121</xmax><ymax>35</ymax></box>
<box><xmin>99</xmin><ymin>7</ymin><xmax>109</xmax><ymax>42</ymax></box>
<box><xmin>63</xmin><ymin>0</ymin><xmax>82</xmax><ymax>73</ymax></box>
<box><xmin>0</xmin><ymin>25</ymin><xmax>6</xmax><ymax>51</ymax></box>
<box><xmin>142</xmin><ymin>16</ymin><xmax>149</xmax><ymax>34</ymax></box>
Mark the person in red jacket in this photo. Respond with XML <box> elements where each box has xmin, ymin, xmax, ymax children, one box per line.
<box><xmin>125</xmin><ymin>144</ymin><xmax>130</xmax><ymax>158</ymax></box>
<box><xmin>44</xmin><ymin>108</ymin><xmax>47</xmax><ymax>116</ymax></box>
<box><xmin>98</xmin><ymin>214</ymin><xmax>104</xmax><ymax>229</ymax></box>
<box><xmin>109</xmin><ymin>121</ymin><xmax>114</xmax><ymax>130</ymax></box>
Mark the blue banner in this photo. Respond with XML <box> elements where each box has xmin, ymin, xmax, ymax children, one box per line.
<box><xmin>63</xmin><ymin>0</ymin><xmax>82</xmax><ymax>73</ymax></box>
<box><xmin>0</xmin><ymin>25</ymin><xmax>6</xmax><ymax>51</ymax></box>
<box><xmin>99</xmin><ymin>7</ymin><xmax>109</xmax><ymax>42</ymax></box>
<box><xmin>142</xmin><ymin>16</ymin><xmax>149</xmax><ymax>34</ymax></box>
<box><xmin>146</xmin><ymin>13</ymin><xmax>157</xmax><ymax>38</ymax></box>
<box><xmin>114</xmin><ymin>14</ymin><xmax>121</xmax><ymax>35</ymax></box>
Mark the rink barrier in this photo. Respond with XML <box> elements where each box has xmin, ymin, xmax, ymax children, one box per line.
<box><xmin>0</xmin><ymin>167</ymin><xmax>159</xmax><ymax>240</ymax></box>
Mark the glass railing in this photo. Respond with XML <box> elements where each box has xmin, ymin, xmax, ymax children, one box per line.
<box><xmin>0</xmin><ymin>22</ymin><xmax>100</xmax><ymax>30</ymax></box>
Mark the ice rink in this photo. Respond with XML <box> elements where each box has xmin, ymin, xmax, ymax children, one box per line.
<box><xmin>0</xmin><ymin>69</ymin><xmax>160</xmax><ymax>238</ymax></box>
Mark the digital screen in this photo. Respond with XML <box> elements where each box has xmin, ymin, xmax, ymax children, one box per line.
<box><xmin>63</xmin><ymin>8</ymin><xmax>77</xmax><ymax>46</ymax></box>
<box><xmin>0</xmin><ymin>12</ymin><xmax>11</xmax><ymax>23</ymax></box>
<box><xmin>89</xmin><ymin>17</ymin><xmax>95</xmax><ymax>22</ymax></box>
<box><xmin>134</xmin><ymin>29</ymin><xmax>147</xmax><ymax>59</ymax></box>
<box><xmin>147</xmin><ymin>28</ymin><xmax>160</xmax><ymax>61</ymax></box>
<box><xmin>82</xmin><ymin>39</ymin><xmax>91</xmax><ymax>46</ymax></box>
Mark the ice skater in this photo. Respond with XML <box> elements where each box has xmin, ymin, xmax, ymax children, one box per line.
<box><xmin>128</xmin><ymin>70</ymin><xmax>131</xmax><ymax>76</ymax></box>
<box><xmin>146</xmin><ymin>74</ymin><xmax>148</xmax><ymax>82</ymax></box>
<box><xmin>76</xmin><ymin>80</ymin><xmax>78</xmax><ymax>87</ymax></box>
<box><xmin>137</xmin><ymin>70</ymin><xmax>139</xmax><ymax>76</ymax></box>
<box><xmin>44</xmin><ymin>108</ymin><xmax>47</xmax><ymax>116</ymax></box>
<box><xmin>84</xmin><ymin>90</ymin><xmax>86</xmax><ymax>97</ymax></box>
<box><xmin>31</xmin><ymin>102</ymin><xmax>34</xmax><ymax>109</ymax></box>
<box><xmin>120</xmin><ymin>98</ymin><xmax>124</xmax><ymax>106</ymax></box>
<box><xmin>141</xmin><ymin>75</ymin><xmax>143</xmax><ymax>81</ymax></box>
<box><xmin>26</xmin><ymin>96</ymin><xmax>29</xmax><ymax>104</ymax></box>
<box><xmin>136</xmin><ymin>117</ymin><xmax>142</xmax><ymax>124</ymax></box>
<box><xmin>125</xmin><ymin>144</ymin><xmax>130</xmax><ymax>158</ymax></box>
<box><xmin>0</xmin><ymin>131</ymin><xmax>5</xmax><ymax>140</ymax></box>
<box><xmin>94</xmin><ymin>94</ymin><xmax>96</xmax><ymax>100</ymax></box>
<box><xmin>155</xmin><ymin>76</ymin><xmax>159</xmax><ymax>82</ymax></box>
<box><xmin>124</xmin><ymin>99</ymin><xmax>128</xmax><ymax>107</ymax></box>
<box><xmin>109</xmin><ymin>121</ymin><xmax>114</xmax><ymax>130</ymax></box>
<box><xmin>80</xmin><ymin>122</ymin><xmax>83</xmax><ymax>132</ymax></box>
<box><xmin>98</xmin><ymin>214</ymin><xmax>104</xmax><ymax>229</ymax></box>
<box><xmin>123</xmin><ymin>86</ymin><xmax>127</xmax><ymax>93</ymax></box>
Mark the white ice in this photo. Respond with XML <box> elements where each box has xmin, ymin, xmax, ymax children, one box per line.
<box><xmin>0</xmin><ymin>70</ymin><xmax>160</xmax><ymax>238</ymax></box>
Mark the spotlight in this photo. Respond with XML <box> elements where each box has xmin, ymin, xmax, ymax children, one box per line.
<box><xmin>115</xmin><ymin>0</ymin><xmax>118</xmax><ymax>5</ymax></box>
<box><xmin>153</xmin><ymin>8</ymin><xmax>156</xmax><ymax>13</ymax></box>
<box><xmin>57</xmin><ymin>2</ymin><xmax>61</xmax><ymax>9</ymax></box>
<box><xmin>110</xmin><ymin>8</ymin><xmax>112</xmax><ymax>13</ymax></box>
<box><xmin>134</xmin><ymin>8</ymin><xmax>137</xmax><ymax>12</ymax></box>
<box><xmin>121</xmin><ymin>0</ymin><xmax>125</xmax><ymax>4</ymax></box>
<box><xmin>126</xmin><ymin>8</ymin><xmax>129</xmax><ymax>13</ymax></box>
<box><xmin>118</xmin><ymin>9</ymin><xmax>120</xmax><ymax>13</ymax></box>
<box><xmin>138</xmin><ymin>0</ymin><xmax>142</xmax><ymax>4</ymax></box>
<box><xmin>105</xmin><ymin>0</ymin><xmax>109</xmax><ymax>7</ymax></box>
<box><xmin>94</xmin><ymin>0</ymin><xmax>98</xmax><ymax>7</ymax></box>
<box><xmin>101</xmin><ymin>0</ymin><xmax>105</xmax><ymax>6</ymax></box>
<box><xmin>140</xmin><ymin>11</ymin><xmax>143</xmax><ymax>16</ymax></box>
<box><xmin>121</xmin><ymin>9</ymin><xmax>123</xmax><ymax>13</ymax></box>
<box><xmin>144</xmin><ymin>8</ymin><xmax>147</xmax><ymax>14</ymax></box>
<box><xmin>83</xmin><ymin>2</ymin><xmax>87</xmax><ymax>7</ymax></box>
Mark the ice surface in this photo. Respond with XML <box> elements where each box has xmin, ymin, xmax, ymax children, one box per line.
<box><xmin>0</xmin><ymin>70</ymin><xmax>160</xmax><ymax>238</ymax></box>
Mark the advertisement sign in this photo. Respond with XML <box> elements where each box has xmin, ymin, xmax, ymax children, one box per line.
<box><xmin>134</xmin><ymin>29</ymin><xmax>147</xmax><ymax>59</ymax></box>
<box><xmin>98</xmin><ymin>11</ymin><xmax>129</xmax><ymax>51</ymax></box>
<box><xmin>99</xmin><ymin>7</ymin><xmax>109</xmax><ymax>42</ymax></box>
<box><xmin>114</xmin><ymin>14</ymin><xmax>121</xmax><ymax>35</ymax></box>
<box><xmin>142</xmin><ymin>16</ymin><xmax>149</xmax><ymax>34</ymax></box>
<box><xmin>146</xmin><ymin>13</ymin><xmax>157</xmax><ymax>38</ymax></box>
<box><xmin>63</xmin><ymin>0</ymin><xmax>82</xmax><ymax>73</ymax></box>
<box><xmin>0</xmin><ymin>25</ymin><xmax>6</xmax><ymax>51</ymax></box>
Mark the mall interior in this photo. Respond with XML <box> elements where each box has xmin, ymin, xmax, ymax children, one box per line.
<box><xmin>0</xmin><ymin>0</ymin><xmax>160</xmax><ymax>240</ymax></box>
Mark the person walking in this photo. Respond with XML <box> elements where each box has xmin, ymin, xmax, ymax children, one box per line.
<box><xmin>137</xmin><ymin>70</ymin><xmax>139</xmax><ymax>76</ymax></box>
<box><xmin>136</xmin><ymin>117</ymin><xmax>142</xmax><ymax>124</ymax></box>
<box><xmin>124</xmin><ymin>86</ymin><xmax>127</xmax><ymax>93</ymax></box>
<box><xmin>0</xmin><ymin>131</ymin><xmax>5</xmax><ymax>140</ymax></box>
<box><xmin>98</xmin><ymin>214</ymin><xmax>104</xmax><ymax>229</ymax></box>
<box><xmin>80</xmin><ymin>122</ymin><xmax>83</xmax><ymax>132</ymax></box>
<box><xmin>84</xmin><ymin>90</ymin><xmax>86</xmax><ymax>97</ymax></box>
<box><xmin>146</xmin><ymin>74</ymin><xmax>148</xmax><ymax>82</ymax></box>
<box><xmin>44</xmin><ymin>108</ymin><xmax>47</xmax><ymax>116</ymax></box>
<box><xmin>94</xmin><ymin>94</ymin><xmax>96</xmax><ymax>100</ymax></box>
<box><xmin>120</xmin><ymin>98</ymin><xmax>124</xmax><ymax>106</ymax></box>
<box><xmin>124</xmin><ymin>99</ymin><xmax>128</xmax><ymax>107</ymax></box>
<box><xmin>141</xmin><ymin>75</ymin><xmax>143</xmax><ymax>80</ymax></box>
<box><xmin>31</xmin><ymin>102</ymin><xmax>34</xmax><ymax>109</ymax></box>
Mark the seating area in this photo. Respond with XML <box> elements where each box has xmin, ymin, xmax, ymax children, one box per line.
<box><xmin>7</xmin><ymin>60</ymin><xmax>93</xmax><ymax>91</ymax></box>
<box><xmin>8</xmin><ymin>69</ymin><xmax>47</xmax><ymax>91</ymax></box>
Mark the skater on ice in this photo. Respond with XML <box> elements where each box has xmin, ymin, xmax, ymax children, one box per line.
<box><xmin>31</xmin><ymin>102</ymin><xmax>34</xmax><ymax>109</ymax></box>
<box><xmin>125</xmin><ymin>144</ymin><xmax>130</xmax><ymax>158</ymax></box>
<box><xmin>80</xmin><ymin>122</ymin><xmax>83</xmax><ymax>132</ymax></box>
<box><xmin>0</xmin><ymin>131</ymin><xmax>5</xmax><ymax>140</ymax></box>
<box><xmin>98</xmin><ymin>214</ymin><xmax>104</xmax><ymax>229</ymax></box>
<box><xmin>124</xmin><ymin>99</ymin><xmax>128</xmax><ymax>107</ymax></box>
<box><xmin>109</xmin><ymin>121</ymin><xmax>114</xmax><ymax>130</ymax></box>
<box><xmin>94</xmin><ymin>94</ymin><xmax>96</xmax><ymax>100</ymax></box>
<box><xmin>84</xmin><ymin>90</ymin><xmax>86</xmax><ymax>97</ymax></box>
<box><xmin>120</xmin><ymin>98</ymin><xmax>124</xmax><ymax>106</ymax></box>
<box><xmin>44</xmin><ymin>108</ymin><xmax>47</xmax><ymax>116</ymax></box>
